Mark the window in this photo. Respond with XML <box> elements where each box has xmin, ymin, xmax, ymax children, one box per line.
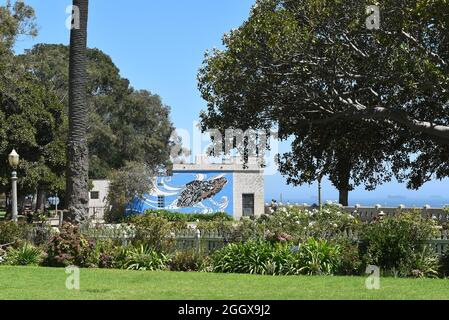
<box><xmin>90</xmin><ymin>191</ymin><xmax>100</xmax><ymax>200</ymax></box>
<box><xmin>157</xmin><ymin>195</ymin><xmax>165</xmax><ymax>208</ymax></box>
<box><xmin>242</xmin><ymin>194</ymin><xmax>255</xmax><ymax>217</ymax></box>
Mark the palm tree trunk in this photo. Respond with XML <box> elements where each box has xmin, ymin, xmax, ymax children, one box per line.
<box><xmin>66</xmin><ymin>0</ymin><xmax>89</xmax><ymax>223</ymax></box>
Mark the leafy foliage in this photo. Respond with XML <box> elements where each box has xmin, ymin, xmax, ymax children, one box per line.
<box><xmin>198</xmin><ymin>0</ymin><xmax>449</xmax><ymax>195</ymax></box>
<box><xmin>296</xmin><ymin>238</ymin><xmax>341</xmax><ymax>276</ymax></box>
<box><xmin>211</xmin><ymin>241</ymin><xmax>298</xmax><ymax>275</ymax></box>
<box><xmin>262</xmin><ymin>205</ymin><xmax>361</xmax><ymax>243</ymax></box>
<box><xmin>130</xmin><ymin>215</ymin><xmax>186</xmax><ymax>252</ymax></box>
<box><xmin>0</xmin><ymin>2</ymin><xmax>65</xmax><ymax>197</ymax></box>
<box><xmin>20</xmin><ymin>44</ymin><xmax>175</xmax><ymax>180</ymax></box>
<box><xmin>43</xmin><ymin>223</ymin><xmax>95</xmax><ymax>268</ymax></box>
<box><xmin>168</xmin><ymin>250</ymin><xmax>206</xmax><ymax>272</ymax></box>
<box><xmin>334</xmin><ymin>238</ymin><xmax>363</xmax><ymax>276</ymax></box>
<box><xmin>4</xmin><ymin>242</ymin><xmax>43</xmax><ymax>266</ymax></box>
<box><xmin>360</xmin><ymin>212</ymin><xmax>438</xmax><ymax>275</ymax></box>
<box><xmin>145</xmin><ymin>210</ymin><xmax>233</xmax><ymax>222</ymax></box>
<box><xmin>0</xmin><ymin>221</ymin><xmax>29</xmax><ymax>245</ymax></box>
<box><xmin>105</xmin><ymin>162</ymin><xmax>154</xmax><ymax>222</ymax></box>
<box><xmin>124</xmin><ymin>244</ymin><xmax>169</xmax><ymax>271</ymax></box>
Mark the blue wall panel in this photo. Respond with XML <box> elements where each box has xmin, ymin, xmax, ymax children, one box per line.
<box><xmin>126</xmin><ymin>171</ymin><xmax>233</xmax><ymax>216</ymax></box>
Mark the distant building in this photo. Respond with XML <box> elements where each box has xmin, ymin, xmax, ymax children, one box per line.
<box><xmin>89</xmin><ymin>156</ymin><xmax>265</xmax><ymax>221</ymax></box>
<box><xmin>88</xmin><ymin>179</ymin><xmax>109</xmax><ymax>221</ymax></box>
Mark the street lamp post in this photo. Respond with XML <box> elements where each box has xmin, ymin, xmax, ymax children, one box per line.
<box><xmin>8</xmin><ymin>149</ymin><xmax>19</xmax><ymax>223</ymax></box>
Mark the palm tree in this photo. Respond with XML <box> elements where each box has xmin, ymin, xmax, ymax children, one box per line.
<box><xmin>67</xmin><ymin>0</ymin><xmax>89</xmax><ymax>223</ymax></box>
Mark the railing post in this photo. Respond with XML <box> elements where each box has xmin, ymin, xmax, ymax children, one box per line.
<box><xmin>195</xmin><ymin>229</ymin><xmax>201</xmax><ymax>254</ymax></box>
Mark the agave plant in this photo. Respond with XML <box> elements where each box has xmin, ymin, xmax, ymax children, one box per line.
<box><xmin>124</xmin><ymin>245</ymin><xmax>169</xmax><ymax>271</ymax></box>
<box><xmin>6</xmin><ymin>243</ymin><xmax>43</xmax><ymax>266</ymax></box>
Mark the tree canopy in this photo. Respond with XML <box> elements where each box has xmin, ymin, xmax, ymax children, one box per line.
<box><xmin>198</xmin><ymin>0</ymin><xmax>449</xmax><ymax>202</ymax></box>
<box><xmin>0</xmin><ymin>1</ymin><xmax>65</xmax><ymax>199</ymax></box>
<box><xmin>20</xmin><ymin>44</ymin><xmax>175</xmax><ymax>179</ymax></box>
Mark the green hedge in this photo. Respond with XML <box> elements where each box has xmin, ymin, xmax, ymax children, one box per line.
<box><xmin>144</xmin><ymin>210</ymin><xmax>233</xmax><ymax>222</ymax></box>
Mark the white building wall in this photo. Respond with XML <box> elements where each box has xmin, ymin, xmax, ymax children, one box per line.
<box><xmin>233</xmin><ymin>171</ymin><xmax>265</xmax><ymax>220</ymax></box>
<box><xmin>89</xmin><ymin>180</ymin><xmax>110</xmax><ymax>221</ymax></box>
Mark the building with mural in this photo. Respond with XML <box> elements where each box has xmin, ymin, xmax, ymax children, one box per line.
<box><xmin>88</xmin><ymin>156</ymin><xmax>265</xmax><ymax>221</ymax></box>
<box><xmin>126</xmin><ymin>156</ymin><xmax>265</xmax><ymax>220</ymax></box>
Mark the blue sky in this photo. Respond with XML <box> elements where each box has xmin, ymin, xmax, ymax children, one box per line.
<box><xmin>11</xmin><ymin>0</ymin><xmax>449</xmax><ymax>207</ymax></box>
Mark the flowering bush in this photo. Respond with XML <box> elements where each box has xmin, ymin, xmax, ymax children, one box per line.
<box><xmin>262</xmin><ymin>205</ymin><xmax>361</xmax><ymax>243</ymax></box>
<box><xmin>43</xmin><ymin>223</ymin><xmax>96</xmax><ymax>268</ymax></box>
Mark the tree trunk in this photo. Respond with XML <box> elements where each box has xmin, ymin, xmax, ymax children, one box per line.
<box><xmin>35</xmin><ymin>185</ymin><xmax>46</xmax><ymax>212</ymax></box>
<box><xmin>336</xmin><ymin>156</ymin><xmax>352</xmax><ymax>206</ymax></box>
<box><xmin>339</xmin><ymin>189</ymin><xmax>349</xmax><ymax>207</ymax></box>
<box><xmin>66</xmin><ymin>0</ymin><xmax>89</xmax><ymax>223</ymax></box>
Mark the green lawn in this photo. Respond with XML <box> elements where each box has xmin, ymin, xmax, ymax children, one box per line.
<box><xmin>1</xmin><ymin>266</ymin><xmax>449</xmax><ymax>300</ymax></box>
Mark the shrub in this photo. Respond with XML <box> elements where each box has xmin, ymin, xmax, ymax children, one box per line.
<box><xmin>211</xmin><ymin>241</ymin><xmax>298</xmax><ymax>275</ymax></box>
<box><xmin>29</xmin><ymin>224</ymin><xmax>55</xmax><ymax>246</ymax></box>
<box><xmin>408</xmin><ymin>246</ymin><xmax>439</xmax><ymax>278</ymax></box>
<box><xmin>334</xmin><ymin>238</ymin><xmax>363</xmax><ymax>276</ymax></box>
<box><xmin>196</xmin><ymin>219</ymin><xmax>234</xmax><ymax>243</ymax></box>
<box><xmin>43</xmin><ymin>223</ymin><xmax>96</xmax><ymax>268</ymax></box>
<box><xmin>0</xmin><ymin>221</ymin><xmax>29</xmax><ymax>246</ymax></box>
<box><xmin>169</xmin><ymin>250</ymin><xmax>205</xmax><ymax>272</ymax></box>
<box><xmin>130</xmin><ymin>215</ymin><xmax>186</xmax><ymax>252</ymax></box>
<box><xmin>360</xmin><ymin>212</ymin><xmax>438</xmax><ymax>275</ymax></box>
<box><xmin>124</xmin><ymin>244</ymin><xmax>169</xmax><ymax>271</ymax></box>
<box><xmin>297</xmin><ymin>238</ymin><xmax>341</xmax><ymax>276</ymax></box>
<box><xmin>439</xmin><ymin>250</ymin><xmax>449</xmax><ymax>278</ymax></box>
<box><xmin>0</xmin><ymin>248</ymin><xmax>6</xmax><ymax>264</ymax></box>
<box><xmin>5</xmin><ymin>243</ymin><xmax>43</xmax><ymax>266</ymax></box>
<box><xmin>262</xmin><ymin>205</ymin><xmax>361</xmax><ymax>243</ymax></box>
<box><xmin>229</xmin><ymin>219</ymin><xmax>265</xmax><ymax>243</ymax></box>
<box><xmin>105</xmin><ymin>162</ymin><xmax>154</xmax><ymax>223</ymax></box>
<box><xmin>90</xmin><ymin>240</ymin><xmax>129</xmax><ymax>269</ymax></box>
<box><xmin>145</xmin><ymin>210</ymin><xmax>233</xmax><ymax>222</ymax></box>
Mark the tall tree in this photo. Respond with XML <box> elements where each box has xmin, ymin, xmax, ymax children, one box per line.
<box><xmin>20</xmin><ymin>44</ymin><xmax>176</xmax><ymax>179</ymax></box>
<box><xmin>67</xmin><ymin>0</ymin><xmax>89</xmax><ymax>222</ymax></box>
<box><xmin>198</xmin><ymin>0</ymin><xmax>449</xmax><ymax>198</ymax></box>
<box><xmin>0</xmin><ymin>1</ymin><xmax>66</xmax><ymax>213</ymax></box>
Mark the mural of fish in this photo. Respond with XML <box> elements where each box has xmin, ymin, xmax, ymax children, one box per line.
<box><xmin>176</xmin><ymin>177</ymin><xmax>228</xmax><ymax>208</ymax></box>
